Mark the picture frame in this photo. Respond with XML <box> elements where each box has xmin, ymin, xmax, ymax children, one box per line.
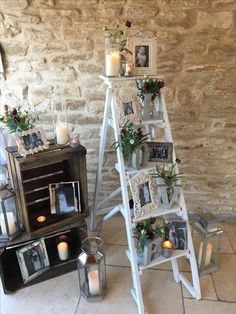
<box><xmin>13</xmin><ymin>127</ymin><xmax>49</xmax><ymax>158</ymax></box>
<box><xmin>16</xmin><ymin>238</ymin><xmax>50</xmax><ymax>283</ymax></box>
<box><xmin>148</xmin><ymin>142</ymin><xmax>173</xmax><ymax>163</ymax></box>
<box><xmin>127</xmin><ymin>36</ymin><xmax>157</xmax><ymax>76</ymax></box>
<box><xmin>164</xmin><ymin>218</ymin><xmax>187</xmax><ymax>250</ymax></box>
<box><xmin>129</xmin><ymin>173</ymin><xmax>157</xmax><ymax>219</ymax></box>
<box><xmin>116</xmin><ymin>95</ymin><xmax>141</xmax><ymax>125</ymax></box>
<box><xmin>49</xmin><ymin>181</ymin><xmax>81</xmax><ymax>215</ymax></box>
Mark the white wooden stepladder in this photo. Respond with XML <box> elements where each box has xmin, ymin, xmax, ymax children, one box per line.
<box><xmin>91</xmin><ymin>76</ymin><xmax>201</xmax><ymax>314</ymax></box>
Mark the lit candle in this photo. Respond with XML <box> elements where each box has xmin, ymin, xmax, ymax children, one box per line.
<box><xmin>36</xmin><ymin>215</ymin><xmax>46</xmax><ymax>223</ymax></box>
<box><xmin>125</xmin><ymin>63</ymin><xmax>133</xmax><ymax>76</ymax></box>
<box><xmin>105</xmin><ymin>52</ymin><xmax>120</xmax><ymax>76</ymax></box>
<box><xmin>57</xmin><ymin>241</ymin><xmax>69</xmax><ymax>261</ymax></box>
<box><xmin>162</xmin><ymin>240</ymin><xmax>174</xmax><ymax>258</ymax></box>
<box><xmin>88</xmin><ymin>270</ymin><xmax>100</xmax><ymax>296</ymax></box>
<box><xmin>0</xmin><ymin>212</ymin><xmax>17</xmax><ymax>235</ymax></box>
<box><xmin>198</xmin><ymin>241</ymin><xmax>212</xmax><ymax>267</ymax></box>
<box><xmin>69</xmin><ymin>134</ymin><xmax>80</xmax><ymax>148</ymax></box>
<box><xmin>56</xmin><ymin>122</ymin><xmax>69</xmax><ymax>145</ymax></box>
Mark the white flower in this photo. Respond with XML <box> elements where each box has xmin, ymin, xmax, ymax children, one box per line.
<box><xmin>20</xmin><ymin>111</ymin><xmax>27</xmax><ymax>117</ymax></box>
<box><xmin>164</xmin><ymin>165</ymin><xmax>171</xmax><ymax>172</ymax></box>
<box><xmin>130</xmin><ymin>139</ymin><xmax>135</xmax><ymax>144</ymax></box>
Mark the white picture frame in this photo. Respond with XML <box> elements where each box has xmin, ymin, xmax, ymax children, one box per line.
<box><xmin>129</xmin><ymin>173</ymin><xmax>157</xmax><ymax>219</ymax></box>
<box><xmin>16</xmin><ymin>238</ymin><xmax>50</xmax><ymax>283</ymax></box>
<box><xmin>116</xmin><ymin>95</ymin><xmax>141</xmax><ymax>125</ymax></box>
<box><xmin>13</xmin><ymin>127</ymin><xmax>49</xmax><ymax>158</ymax></box>
<box><xmin>127</xmin><ymin>36</ymin><xmax>157</xmax><ymax>76</ymax></box>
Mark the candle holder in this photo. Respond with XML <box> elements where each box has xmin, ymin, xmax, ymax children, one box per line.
<box><xmin>69</xmin><ymin>132</ymin><xmax>80</xmax><ymax>148</ymax></box>
<box><xmin>162</xmin><ymin>240</ymin><xmax>174</xmax><ymax>258</ymax></box>
<box><xmin>125</xmin><ymin>63</ymin><xmax>133</xmax><ymax>76</ymax></box>
<box><xmin>51</xmin><ymin>102</ymin><xmax>69</xmax><ymax>146</ymax></box>
<box><xmin>105</xmin><ymin>37</ymin><xmax>121</xmax><ymax>77</ymax></box>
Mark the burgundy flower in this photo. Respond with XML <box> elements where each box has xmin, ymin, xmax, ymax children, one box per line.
<box><xmin>11</xmin><ymin>108</ymin><xmax>17</xmax><ymax>116</ymax></box>
<box><xmin>149</xmin><ymin>217</ymin><xmax>156</xmax><ymax>225</ymax></box>
<box><xmin>147</xmin><ymin>231</ymin><xmax>155</xmax><ymax>240</ymax></box>
<box><xmin>125</xmin><ymin>21</ymin><xmax>132</xmax><ymax>28</ymax></box>
<box><xmin>13</xmin><ymin>115</ymin><xmax>20</xmax><ymax>123</ymax></box>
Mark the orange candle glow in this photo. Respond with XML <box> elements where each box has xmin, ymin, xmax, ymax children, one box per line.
<box><xmin>162</xmin><ymin>240</ymin><xmax>174</xmax><ymax>249</ymax></box>
<box><xmin>36</xmin><ymin>215</ymin><xmax>46</xmax><ymax>223</ymax></box>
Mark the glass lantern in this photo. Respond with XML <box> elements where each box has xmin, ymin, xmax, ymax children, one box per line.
<box><xmin>192</xmin><ymin>216</ymin><xmax>224</xmax><ymax>276</ymax></box>
<box><xmin>0</xmin><ymin>188</ymin><xmax>21</xmax><ymax>242</ymax></box>
<box><xmin>77</xmin><ymin>237</ymin><xmax>106</xmax><ymax>301</ymax></box>
<box><xmin>105</xmin><ymin>37</ymin><xmax>121</xmax><ymax>77</ymax></box>
<box><xmin>51</xmin><ymin>101</ymin><xmax>69</xmax><ymax>146</ymax></box>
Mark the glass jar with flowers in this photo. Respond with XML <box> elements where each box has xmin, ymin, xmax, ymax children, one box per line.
<box><xmin>112</xmin><ymin>122</ymin><xmax>149</xmax><ymax>169</ymax></box>
<box><xmin>136</xmin><ymin>76</ymin><xmax>165</xmax><ymax>120</ymax></box>
<box><xmin>103</xmin><ymin>21</ymin><xmax>132</xmax><ymax>77</ymax></box>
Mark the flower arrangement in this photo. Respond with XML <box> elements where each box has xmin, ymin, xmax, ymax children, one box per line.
<box><xmin>136</xmin><ymin>75</ymin><xmax>165</xmax><ymax>102</ymax></box>
<box><xmin>0</xmin><ymin>106</ymin><xmax>39</xmax><ymax>133</ymax></box>
<box><xmin>152</xmin><ymin>159</ymin><xmax>183</xmax><ymax>188</ymax></box>
<box><xmin>112</xmin><ymin>122</ymin><xmax>149</xmax><ymax>157</ymax></box>
<box><xmin>133</xmin><ymin>218</ymin><xmax>165</xmax><ymax>252</ymax></box>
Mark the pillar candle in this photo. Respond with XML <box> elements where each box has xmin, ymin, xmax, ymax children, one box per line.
<box><xmin>105</xmin><ymin>52</ymin><xmax>120</xmax><ymax>76</ymax></box>
<box><xmin>198</xmin><ymin>241</ymin><xmax>213</xmax><ymax>267</ymax></box>
<box><xmin>56</xmin><ymin>122</ymin><xmax>69</xmax><ymax>145</ymax></box>
<box><xmin>0</xmin><ymin>212</ymin><xmax>16</xmax><ymax>235</ymax></box>
<box><xmin>88</xmin><ymin>270</ymin><xmax>100</xmax><ymax>295</ymax></box>
<box><xmin>57</xmin><ymin>241</ymin><xmax>69</xmax><ymax>261</ymax></box>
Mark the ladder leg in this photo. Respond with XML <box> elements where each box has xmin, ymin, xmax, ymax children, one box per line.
<box><xmin>171</xmin><ymin>259</ymin><xmax>180</xmax><ymax>283</ymax></box>
<box><xmin>90</xmin><ymin>87</ymin><xmax>112</xmax><ymax>231</ymax></box>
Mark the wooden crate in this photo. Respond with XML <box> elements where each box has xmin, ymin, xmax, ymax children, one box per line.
<box><xmin>6</xmin><ymin>142</ymin><xmax>88</xmax><ymax>237</ymax></box>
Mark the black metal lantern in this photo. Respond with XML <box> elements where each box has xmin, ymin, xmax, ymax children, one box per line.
<box><xmin>0</xmin><ymin>187</ymin><xmax>21</xmax><ymax>242</ymax></box>
<box><xmin>77</xmin><ymin>237</ymin><xmax>106</xmax><ymax>301</ymax></box>
<box><xmin>192</xmin><ymin>214</ymin><xmax>224</xmax><ymax>276</ymax></box>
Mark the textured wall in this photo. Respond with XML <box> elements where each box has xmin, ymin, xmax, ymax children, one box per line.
<box><xmin>0</xmin><ymin>0</ymin><xmax>236</xmax><ymax>217</ymax></box>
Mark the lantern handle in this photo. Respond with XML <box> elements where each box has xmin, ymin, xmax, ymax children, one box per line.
<box><xmin>81</xmin><ymin>236</ymin><xmax>104</xmax><ymax>254</ymax></box>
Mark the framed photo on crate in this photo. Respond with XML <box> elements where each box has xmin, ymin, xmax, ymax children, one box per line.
<box><xmin>127</xmin><ymin>36</ymin><xmax>157</xmax><ymax>76</ymax></box>
<box><xmin>148</xmin><ymin>142</ymin><xmax>173</xmax><ymax>163</ymax></box>
<box><xmin>116</xmin><ymin>95</ymin><xmax>141</xmax><ymax>125</ymax></box>
<box><xmin>164</xmin><ymin>218</ymin><xmax>187</xmax><ymax>250</ymax></box>
<box><xmin>13</xmin><ymin>127</ymin><xmax>49</xmax><ymax>158</ymax></box>
<box><xmin>16</xmin><ymin>238</ymin><xmax>50</xmax><ymax>283</ymax></box>
<box><xmin>129</xmin><ymin>173</ymin><xmax>157</xmax><ymax>219</ymax></box>
<box><xmin>49</xmin><ymin>181</ymin><xmax>81</xmax><ymax>215</ymax></box>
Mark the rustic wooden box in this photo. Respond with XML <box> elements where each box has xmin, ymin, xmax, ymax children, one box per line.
<box><xmin>6</xmin><ymin>142</ymin><xmax>88</xmax><ymax>237</ymax></box>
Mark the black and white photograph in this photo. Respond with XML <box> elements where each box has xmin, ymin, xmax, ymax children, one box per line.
<box><xmin>148</xmin><ymin>142</ymin><xmax>173</xmax><ymax>163</ymax></box>
<box><xmin>164</xmin><ymin>219</ymin><xmax>187</xmax><ymax>250</ymax></box>
<box><xmin>135</xmin><ymin>45</ymin><xmax>149</xmax><ymax>67</ymax></box>
<box><xmin>123</xmin><ymin>101</ymin><xmax>134</xmax><ymax>116</ymax></box>
<box><xmin>16</xmin><ymin>238</ymin><xmax>50</xmax><ymax>283</ymax></box>
<box><xmin>49</xmin><ymin>181</ymin><xmax>81</xmax><ymax>215</ymax></box>
<box><xmin>139</xmin><ymin>181</ymin><xmax>152</xmax><ymax>207</ymax></box>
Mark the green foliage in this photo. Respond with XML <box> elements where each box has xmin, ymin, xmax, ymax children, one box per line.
<box><xmin>152</xmin><ymin>159</ymin><xmax>183</xmax><ymax>187</ymax></box>
<box><xmin>136</xmin><ymin>75</ymin><xmax>165</xmax><ymax>102</ymax></box>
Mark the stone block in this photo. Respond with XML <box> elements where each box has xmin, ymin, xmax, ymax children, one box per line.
<box><xmin>0</xmin><ymin>22</ymin><xmax>21</xmax><ymax>38</ymax></box>
<box><xmin>169</xmin><ymin>0</ymin><xmax>210</xmax><ymax>9</ymax></box>
<box><xmin>68</xmin><ymin>39</ymin><xmax>93</xmax><ymax>51</ymax></box>
<box><xmin>56</xmin><ymin>0</ymin><xmax>98</xmax><ymax>9</ymax></box>
<box><xmin>0</xmin><ymin>41</ymin><xmax>28</xmax><ymax>56</ymax></box>
<box><xmin>126</xmin><ymin>5</ymin><xmax>158</xmax><ymax>18</ymax></box>
<box><xmin>28</xmin><ymin>84</ymin><xmax>53</xmax><ymax>106</ymax></box>
<box><xmin>31</xmin><ymin>0</ymin><xmax>55</xmax><ymax>8</ymax></box>
<box><xmin>0</xmin><ymin>0</ymin><xmax>28</xmax><ymax>10</ymax></box>
<box><xmin>197</xmin><ymin>11</ymin><xmax>233</xmax><ymax>29</ymax></box>
<box><xmin>31</xmin><ymin>42</ymin><xmax>67</xmax><ymax>54</ymax></box>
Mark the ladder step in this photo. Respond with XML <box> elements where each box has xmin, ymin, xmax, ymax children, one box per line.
<box><xmin>132</xmin><ymin>205</ymin><xmax>182</xmax><ymax>223</ymax></box>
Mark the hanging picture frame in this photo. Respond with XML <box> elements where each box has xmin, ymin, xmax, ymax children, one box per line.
<box><xmin>116</xmin><ymin>95</ymin><xmax>141</xmax><ymax>125</ymax></box>
<box><xmin>16</xmin><ymin>238</ymin><xmax>50</xmax><ymax>283</ymax></box>
<box><xmin>129</xmin><ymin>173</ymin><xmax>157</xmax><ymax>219</ymax></box>
<box><xmin>148</xmin><ymin>142</ymin><xmax>173</xmax><ymax>163</ymax></box>
<box><xmin>13</xmin><ymin>127</ymin><xmax>49</xmax><ymax>158</ymax></box>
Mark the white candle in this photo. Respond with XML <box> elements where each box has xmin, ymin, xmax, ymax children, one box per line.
<box><xmin>56</xmin><ymin>122</ymin><xmax>69</xmax><ymax>145</ymax></box>
<box><xmin>198</xmin><ymin>241</ymin><xmax>213</xmax><ymax>267</ymax></box>
<box><xmin>88</xmin><ymin>270</ymin><xmax>100</xmax><ymax>295</ymax></box>
<box><xmin>0</xmin><ymin>212</ymin><xmax>17</xmax><ymax>235</ymax></box>
<box><xmin>57</xmin><ymin>241</ymin><xmax>69</xmax><ymax>260</ymax></box>
<box><xmin>125</xmin><ymin>63</ymin><xmax>133</xmax><ymax>76</ymax></box>
<box><xmin>105</xmin><ymin>52</ymin><xmax>120</xmax><ymax>76</ymax></box>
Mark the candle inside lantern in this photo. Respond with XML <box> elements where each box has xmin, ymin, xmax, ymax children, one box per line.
<box><xmin>105</xmin><ymin>52</ymin><xmax>120</xmax><ymax>76</ymax></box>
<box><xmin>56</xmin><ymin>121</ymin><xmax>69</xmax><ymax>145</ymax></box>
<box><xmin>198</xmin><ymin>241</ymin><xmax>212</xmax><ymax>267</ymax></box>
<box><xmin>0</xmin><ymin>212</ymin><xmax>17</xmax><ymax>235</ymax></box>
<box><xmin>57</xmin><ymin>241</ymin><xmax>69</xmax><ymax>261</ymax></box>
<box><xmin>125</xmin><ymin>63</ymin><xmax>133</xmax><ymax>76</ymax></box>
<box><xmin>88</xmin><ymin>270</ymin><xmax>100</xmax><ymax>296</ymax></box>
<box><xmin>69</xmin><ymin>134</ymin><xmax>80</xmax><ymax>148</ymax></box>
<box><xmin>36</xmin><ymin>215</ymin><xmax>46</xmax><ymax>223</ymax></box>
<box><xmin>162</xmin><ymin>240</ymin><xmax>174</xmax><ymax>258</ymax></box>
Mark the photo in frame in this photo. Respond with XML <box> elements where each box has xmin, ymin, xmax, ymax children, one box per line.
<box><xmin>116</xmin><ymin>95</ymin><xmax>141</xmax><ymax>125</ymax></box>
<box><xmin>13</xmin><ymin>127</ymin><xmax>49</xmax><ymax>158</ymax></box>
<box><xmin>164</xmin><ymin>218</ymin><xmax>187</xmax><ymax>250</ymax></box>
<box><xmin>49</xmin><ymin>181</ymin><xmax>81</xmax><ymax>215</ymax></box>
<box><xmin>148</xmin><ymin>142</ymin><xmax>173</xmax><ymax>163</ymax></box>
<box><xmin>127</xmin><ymin>36</ymin><xmax>157</xmax><ymax>75</ymax></box>
<box><xmin>129</xmin><ymin>173</ymin><xmax>157</xmax><ymax>219</ymax></box>
<box><xmin>16</xmin><ymin>238</ymin><xmax>50</xmax><ymax>283</ymax></box>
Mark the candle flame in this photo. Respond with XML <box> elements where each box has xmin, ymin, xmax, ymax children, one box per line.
<box><xmin>162</xmin><ymin>240</ymin><xmax>174</xmax><ymax>249</ymax></box>
<box><xmin>36</xmin><ymin>215</ymin><xmax>46</xmax><ymax>223</ymax></box>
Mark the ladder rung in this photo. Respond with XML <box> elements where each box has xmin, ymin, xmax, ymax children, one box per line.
<box><xmin>132</xmin><ymin>205</ymin><xmax>182</xmax><ymax>223</ymax></box>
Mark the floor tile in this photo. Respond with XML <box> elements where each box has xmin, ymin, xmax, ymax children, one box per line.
<box><xmin>212</xmin><ymin>254</ymin><xmax>236</xmax><ymax>302</ymax></box>
<box><xmin>102</xmin><ymin>244</ymin><xmax>130</xmax><ymax>267</ymax></box>
<box><xmin>184</xmin><ymin>298</ymin><xmax>236</xmax><ymax>314</ymax></box>
<box><xmin>220</xmin><ymin>235</ymin><xmax>234</xmax><ymax>254</ymax></box>
<box><xmin>223</xmin><ymin>223</ymin><xmax>236</xmax><ymax>254</ymax></box>
<box><xmin>182</xmin><ymin>272</ymin><xmax>217</xmax><ymax>300</ymax></box>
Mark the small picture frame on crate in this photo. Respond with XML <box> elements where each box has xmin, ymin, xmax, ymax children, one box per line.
<box><xmin>116</xmin><ymin>95</ymin><xmax>141</xmax><ymax>125</ymax></box>
<box><xmin>148</xmin><ymin>142</ymin><xmax>173</xmax><ymax>163</ymax></box>
<box><xmin>164</xmin><ymin>218</ymin><xmax>187</xmax><ymax>250</ymax></box>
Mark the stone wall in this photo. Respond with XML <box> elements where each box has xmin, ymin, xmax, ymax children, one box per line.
<box><xmin>0</xmin><ymin>0</ymin><xmax>236</xmax><ymax>218</ymax></box>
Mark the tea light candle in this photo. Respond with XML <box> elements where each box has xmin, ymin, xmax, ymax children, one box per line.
<box><xmin>125</xmin><ymin>63</ymin><xmax>133</xmax><ymax>76</ymax></box>
<box><xmin>88</xmin><ymin>270</ymin><xmax>100</xmax><ymax>295</ymax></box>
<box><xmin>36</xmin><ymin>215</ymin><xmax>46</xmax><ymax>223</ymax></box>
<box><xmin>56</xmin><ymin>121</ymin><xmax>69</xmax><ymax>145</ymax></box>
<box><xmin>69</xmin><ymin>134</ymin><xmax>80</xmax><ymax>148</ymax></box>
<box><xmin>105</xmin><ymin>52</ymin><xmax>120</xmax><ymax>76</ymax></box>
<box><xmin>0</xmin><ymin>212</ymin><xmax>17</xmax><ymax>235</ymax></box>
<box><xmin>162</xmin><ymin>240</ymin><xmax>174</xmax><ymax>258</ymax></box>
<box><xmin>57</xmin><ymin>241</ymin><xmax>69</xmax><ymax>261</ymax></box>
<box><xmin>198</xmin><ymin>241</ymin><xmax>212</xmax><ymax>267</ymax></box>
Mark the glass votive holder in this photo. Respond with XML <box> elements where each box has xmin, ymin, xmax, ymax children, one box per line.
<box><xmin>162</xmin><ymin>240</ymin><xmax>174</xmax><ymax>258</ymax></box>
<box><xmin>69</xmin><ymin>133</ymin><xmax>80</xmax><ymax>148</ymax></box>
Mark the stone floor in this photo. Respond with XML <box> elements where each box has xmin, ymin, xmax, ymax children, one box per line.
<box><xmin>1</xmin><ymin>215</ymin><xmax>236</xmax><ymax>314</ymax></box>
